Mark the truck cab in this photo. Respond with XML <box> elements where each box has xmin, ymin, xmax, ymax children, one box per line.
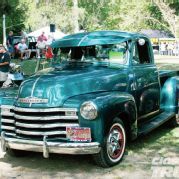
<box><xmin>0</xmin><ymin>31</ymin><xmax>178</xmax><ymax>167</ymax></box>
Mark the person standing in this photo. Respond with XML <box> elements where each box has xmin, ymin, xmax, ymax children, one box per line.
<box><xmin>0</xmin><ymin>45</ymin><xmax>10</xmax><ymax>86</ymax></box>
<box><xmin>37</xmin><ymin>31</ymin><xmax>47</xmax><ymax>42</ymax></box>
<box><xmin>7</xmin><ymin>31</ymin><xmax>14</xmax><ymax>58</ymax></box>
<box><xmin>36</xmin><ymin>31</ymin><xmax>47</xmax><ymax>58</ymax></box>
<box><xmin>160</xmin><ymin>42</ymin><xmax>166</xmax><ymax>55</ymax></box>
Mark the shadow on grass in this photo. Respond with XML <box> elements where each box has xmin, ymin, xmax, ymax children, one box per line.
<box><xmin>129</xmin><ymin>126</ymin><xmax>179</xmax><ymax>156</ymax></box>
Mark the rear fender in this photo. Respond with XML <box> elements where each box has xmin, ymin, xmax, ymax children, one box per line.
<box><xmin>161</xmin><ymin>76</ymin><xmax>179</xmax><ymax>114</ymax></box>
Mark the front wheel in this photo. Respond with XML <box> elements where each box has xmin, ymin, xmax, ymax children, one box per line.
<box><xmin>93</xmin><ymin>118</ymin><xmax>126</xmax><ymax>167</ymax></box>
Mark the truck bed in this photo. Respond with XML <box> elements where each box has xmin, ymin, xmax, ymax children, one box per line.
<box><xmin>159</xmin><ymin>70</ymin><xmax>178</xmax><ymax>78</ymax></box>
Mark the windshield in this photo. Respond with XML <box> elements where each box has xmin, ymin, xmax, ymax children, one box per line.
<box><xmin>35</xmin><ymin>42</ymin><xmax>129</xmax><ymax>73</ymax></box>
<box><xmin>58</xmin><ymin>42</ymin><xmax>128</xmax><ymax>65</ymax></box>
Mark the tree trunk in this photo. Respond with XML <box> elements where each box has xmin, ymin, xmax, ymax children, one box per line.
<box><xmin>73</xmin><ymin>0</ymin><xmax>79</xmax><ymax>33</ymax></box>
<box><xmin>154</xmin><ymin>2</ymin><xmax>176</xmax><ymax>36</ymax></box>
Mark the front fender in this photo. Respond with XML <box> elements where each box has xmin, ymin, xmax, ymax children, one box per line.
<box><xmin>63</xmin><ymin>91</ymin><xmax>137</xmax><ymax>143</ymax></box>
<box><xmin>161</xmin><ymin>76</ymin><xmax>179</xmax><ymax>113</ymax></box>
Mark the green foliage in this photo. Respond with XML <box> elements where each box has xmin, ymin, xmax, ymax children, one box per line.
<box><xmin>0</xmin><ymin>0</ymin><xmax>26</xmax><ymax>43</ymax></box>
<box><xmin>147</xmin><ymin>3</ymin><xmax>170</xmax><ymax>31</ymax></box>
<box><xmin>1</xmin><ymin>0</ymin><xmax>179</xmax><ymax>43</ymax></box>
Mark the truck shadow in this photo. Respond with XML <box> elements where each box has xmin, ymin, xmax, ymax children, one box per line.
<box><xmin>0</xmin><ymin>124</ymin><xmax>178</xmax><ymax>175</ymax></box>
<box><xmin>128</xmin><ymin>124</ymin><xmax>178</xmax><ymax>153</ymax></box>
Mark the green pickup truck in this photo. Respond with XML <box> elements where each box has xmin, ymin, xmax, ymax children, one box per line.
<box><xmin>0</xmin><ymin>31</ymin><xmax>178</xmax><ymax>167</ymax></box>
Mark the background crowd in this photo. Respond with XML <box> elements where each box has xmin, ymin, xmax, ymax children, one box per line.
<box><xmin>0</xmin><ymin>30</ymin><xmax>54</xmax><ymax>86</ymax></box>
<box><xmin>6</xmin><ymin>30</ymin><xmax>54</xmax><ymax>61</ymax></box>
<box><xmin>160</xmin><ymin>41</ymin><xmax>179</xmax><ymax>56</ymax></box>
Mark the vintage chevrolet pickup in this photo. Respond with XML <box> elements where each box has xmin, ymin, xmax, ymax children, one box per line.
<box><xmin>0</xmin><ymin>31</ymin><xmax>178</xmax><ymax>167</ymax></box>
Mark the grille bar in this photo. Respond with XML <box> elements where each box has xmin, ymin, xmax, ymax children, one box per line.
<box><xmin>1</xmin><ymin>112</ymin><xmax>14</xmax><ymax>116</ymax></box>
<box><xmin>1</xmin><ymin>119</ymin><xmax>15</xmax><ymax>124</ymax></box>
<box><xmin>16</xmin><ymin>129</ymin><xmax>67</xmax><ymax>136</ymax></box>
<box><xmin>14</xmin><ymin>114</ymin><xmax>78</xmax><ymax>120</ymax></box>
<box><xmin>14</xmin><ymin>107</ymin><xmax>78</xmax><ymax>113</ymax></box>
<box><xmin>16</xmin><ymin>122</ymin><xmax>79</xmax><ymax>128</ymax></box>
<box><xmin>1</xmin><ymin>126</ymin><xmax>15</xmax><ymax>131</ymax></box>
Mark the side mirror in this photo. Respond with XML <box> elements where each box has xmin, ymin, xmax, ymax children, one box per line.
<box><xmin>138</xmin><ymin>39</ymin><xmax>145</xmax><ymax>46</ymax></box>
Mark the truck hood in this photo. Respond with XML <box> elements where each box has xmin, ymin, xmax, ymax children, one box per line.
<box><xmin>16</xmin><ymin>67</ymin><xmax>128</xmax><ymax>107</ymax></box>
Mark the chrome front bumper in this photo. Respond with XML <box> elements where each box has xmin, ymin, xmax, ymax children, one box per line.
<box><xmin>1</xmin><ymin>132</ymin><xmax>101</xmax><ymax>158</ymax></box>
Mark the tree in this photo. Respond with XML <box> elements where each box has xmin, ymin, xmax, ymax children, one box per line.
<box><xmin>154</xmin><ymin>1</ymin><xmax>177</xmax><ymax>36</ymax></box>
<box><xmin>0</xmin><ymin>0</ymin><xmax>26</xmax><ymax>43</ymax></box>
<box><xmin>11</xmin><ymin>0</ymin><xmax>179</xmax><ymax>37</ymax></box>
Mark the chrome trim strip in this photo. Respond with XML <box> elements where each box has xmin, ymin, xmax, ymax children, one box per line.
<box><xmin>15</xmin><ymin>122</ymin><xmax>79</xmax><ymax>128</ymax></box>
<box><xmin>1</xmin><ymin>136</ymin><xmax>101</xmax><ymax>155</ymax></box>
<box><xmin>30</xmin><ymin>76</ymin><xmax>41</xmax><ymax>107</ymax></box>
<box><xmin>138</xmin><ymin>110</ymin><xmax>160</xmax><ymax>121</ymax></box>
<box><xmin>1</xmin><ymin>119</ymin><xmax>15</xmax><ymax>124</ymax></box>
<box><xmin>14</xmin><ymin>114</ymin><xmax>78</xmax><ymax>120</ymax></box>
<box><xmin>16</xmin><ymin>129</ymin><xmax>66</xmax><ymax>136</ymax></box>
<box><xmin>14</xmin><ymin>107</ymin><xmax>78</xmax><ymax>113</ymax></box>
<box><xmin>1</xmin><ymin>126</ymin><xmax>15</xmax><ymax>131</ymax></box>
<box><xmin>78</xmin><ymin>34</ymin><xmax>89</xmax><ymax>46</ymax></box>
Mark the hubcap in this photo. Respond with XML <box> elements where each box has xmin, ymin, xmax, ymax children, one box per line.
<box><xmin>107</xmin><ymin>123</ymin><xmax>125</xmax><ymax>161</ymax></box>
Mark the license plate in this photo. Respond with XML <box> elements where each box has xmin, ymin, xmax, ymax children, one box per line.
<box><xmin>66</xmin><ymin>127</ymin><xmax>91</xmax><ymax>142</ymax></box>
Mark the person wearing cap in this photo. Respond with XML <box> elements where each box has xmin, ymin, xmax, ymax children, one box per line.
<box><xmin>0</xmin><ymin>45</ymin><xmax>10</xmax><ymax>86</ymax></box>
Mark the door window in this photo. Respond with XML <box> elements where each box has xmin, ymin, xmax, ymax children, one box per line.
<box><xmin>132</xmin><ymin>39</ymin><xmax>151</xmax><ymax>65</ymax></box>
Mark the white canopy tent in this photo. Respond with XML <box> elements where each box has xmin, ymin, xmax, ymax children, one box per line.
<box><xmin>27</xmin><ymin>26</ymin><xmax>66</xmax><ymax>40</ymax></box>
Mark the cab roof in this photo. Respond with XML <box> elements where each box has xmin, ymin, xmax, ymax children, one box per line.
<box><xmin>51</xmin><ymin>30</ymin><xmax>147</xmax><ymax>48</ymax></box>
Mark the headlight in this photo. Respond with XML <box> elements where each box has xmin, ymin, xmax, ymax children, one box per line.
<box><xmin>80</xmin><ymin>101</ymin><xmax>98</xmax><ymax>120</ymax></box>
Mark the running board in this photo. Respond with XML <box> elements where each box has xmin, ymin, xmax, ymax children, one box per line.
<box><xmin>138</xmin><ymin>112</ymin><xmax>175</xmax><ymax>136</ymax></box>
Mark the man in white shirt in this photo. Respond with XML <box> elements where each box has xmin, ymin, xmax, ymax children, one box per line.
<box><xmin>17</xmin><ymin>39</ymin><xmax>31</xmax><ymax>60</ymax></box>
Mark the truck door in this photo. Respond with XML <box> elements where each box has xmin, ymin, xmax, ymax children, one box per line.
<box><xmin>132</xmin><ymin>38</ymin><xmax>160</xmax><ymax>118</ymax></box>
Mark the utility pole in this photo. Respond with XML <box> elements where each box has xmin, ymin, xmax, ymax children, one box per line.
<box><xmin>73</xmin><ymin>0</ymin><xmax>79</xmax><ymax>33</ymax></box>
<box><xmin>3</xmin><ymin>14</ymin><xmax>6</xmax><ymax>47</ymax></box>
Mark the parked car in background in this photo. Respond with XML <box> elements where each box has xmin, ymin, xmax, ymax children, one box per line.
<box><xmin>0</xmin><ymin>31</ymin><xmax>178</xmax><ymax>167</ymax></box>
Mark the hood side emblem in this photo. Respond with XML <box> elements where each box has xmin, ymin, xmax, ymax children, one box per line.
<box><xmin>18</xmin><ymin>97</ymin><xmax>48</xmax><ymax>104</ymax></box>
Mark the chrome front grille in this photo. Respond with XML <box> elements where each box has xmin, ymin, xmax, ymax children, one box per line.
<box><xmin>1</xmin><ymin>105</ymin><xmax>15</xmax><ymax>137</ymax></box>
<box><xmin>1</xmin><ymin>106</ymin><xmax>79</xmax><ymax>140</ymax></box>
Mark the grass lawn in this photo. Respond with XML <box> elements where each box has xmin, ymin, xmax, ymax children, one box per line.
<box><xmin>11</xmin><ymin>58</ymin><xmax>38</xmax><ymax>76</ymax></box>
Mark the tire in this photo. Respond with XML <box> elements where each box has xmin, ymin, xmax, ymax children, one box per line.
<box><xmin>6</xmin><ymin>148</ymin><xmax>28</xmax><ymax>157</ymax></box>
<box><xmin>93</xmin><ymin>118</ymin><xmax>126</xmax><ymax>168</ymax></box>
